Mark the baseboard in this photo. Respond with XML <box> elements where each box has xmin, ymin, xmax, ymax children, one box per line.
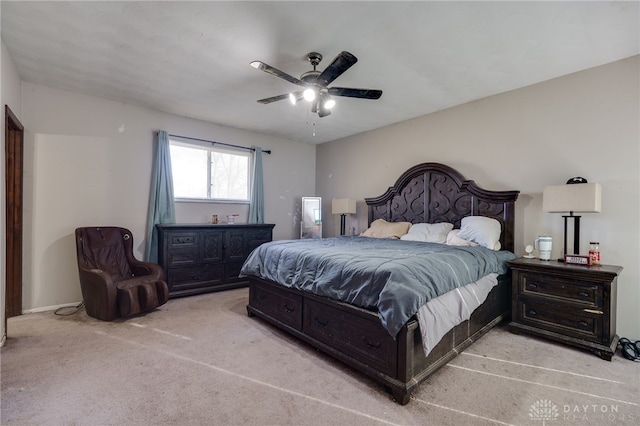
<box><xmin>23</xmin><ymin>302</ymin><xmax>82</xmax><ymax>314</ymax></box>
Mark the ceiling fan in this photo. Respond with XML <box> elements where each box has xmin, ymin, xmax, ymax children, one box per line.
<box><xmin>250</xmin><ymin>51</ymin><xmax>382</xmax><ymax>118</ymax></box>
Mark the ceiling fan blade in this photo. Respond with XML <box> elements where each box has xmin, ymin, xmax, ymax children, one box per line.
<box><xmin>250</xmin><ymin>61</ymin><xmax>304</xmax><ymax>86</ymax></box>
<box><xmin>316</xmin><ymin>51</ymin><xmax>358</xmax><ymax>87</ymax></box>
<box><xmin>256</xmin><ymin>93</ymin><xmax>290</xmax><ymax>104</ymax></box>
<box><xmin>328</xmin><ymin>87</ymin><xmax>383</xmax><ymax>99</ymax></box>
<box><xmin>257</xmin><ymin>90</ymin><xmax>305</xmax><ymax>104</ymax></box>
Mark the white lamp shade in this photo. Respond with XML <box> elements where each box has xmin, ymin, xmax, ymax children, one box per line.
<box><xmin>542</xmin><ymin>183</ymin><xmax>602</xmax><ymax>213</ymax></box>
<box><xmin>332</xmin><ymin>198</ymin><xmax>356</xmax><ymax>215</ymax></box>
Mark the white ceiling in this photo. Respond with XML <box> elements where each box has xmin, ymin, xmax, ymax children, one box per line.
<box><xmin>2</xmin><ymin>1</ymin><xmax>638</xmax><ymax>144</ymax></box>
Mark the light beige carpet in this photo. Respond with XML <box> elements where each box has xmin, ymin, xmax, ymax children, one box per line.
<box><xmin>2</xmin><ymin>288</ymin><xmax>638</xmax><ymax>425</ymax></box>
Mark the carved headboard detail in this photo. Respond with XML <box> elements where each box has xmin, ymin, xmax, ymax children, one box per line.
<box><xmin>365</xmin><ymin>163</ymin><xmax>519</xmax><ymax>252</ymax></box>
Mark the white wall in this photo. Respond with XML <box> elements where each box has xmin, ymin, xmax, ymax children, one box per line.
<box><xmin>1</xmin><ymin>39</ymin><xmax>24</xmax><ymax>344</ymax></box>
<box><xmin>21</xmin><ymin>83</ymin><xmax>315</xmax><ymax>312</ymax></box>
<box><xmin>316</xmin><ymin>56</ymin><xmax>640</xmax><ymax>338</ymax></box>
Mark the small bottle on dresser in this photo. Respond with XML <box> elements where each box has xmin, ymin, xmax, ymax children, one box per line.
<box><xmin>589</xmin><ymin>242</ymin><xmax>600</xmax><ymax>265</ymax></box>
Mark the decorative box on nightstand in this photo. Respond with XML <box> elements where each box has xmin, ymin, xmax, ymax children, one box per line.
<box><xmin>508</xmin><ymin>258</ymin><xmax>623</xmax><ymax>361</ymax></box>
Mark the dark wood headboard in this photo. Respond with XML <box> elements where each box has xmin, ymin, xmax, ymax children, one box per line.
<box><xmin>365</xmin><ymin>163</ymin><xmax>519</xmax><ymax>252</ymax></box>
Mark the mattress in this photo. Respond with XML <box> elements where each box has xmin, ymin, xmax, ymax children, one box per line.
<box><xmin>416</xmin><ymin>273</ymin><xmax>498</xmax><ymax>355</ymax></box>
<box><xmin>240</xmin><ymin>237</ymin><xmax>515</xmax><ymax>336</ymax></box>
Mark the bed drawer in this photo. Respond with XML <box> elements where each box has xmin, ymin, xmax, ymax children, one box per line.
<box><xmin>303</xmin><ymin>298</ymin><xmax>397</xmax><ymax>376</ymax></box>
<box><xmin>249</xmin><ymin>282</ymin><xmax>303</xmax><ymax>331</ymax></box>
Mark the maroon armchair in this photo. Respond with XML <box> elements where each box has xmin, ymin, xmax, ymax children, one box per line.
<box><xmin>75</xmin><ymin>227</ymin><xmax>169</xmax><ymax>321</ymax></box>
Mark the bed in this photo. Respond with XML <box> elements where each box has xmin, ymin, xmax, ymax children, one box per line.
<box><xmin>243</xmin><ymin>162</ymin><xmax>519</xmax><ymax>404</ymax></box>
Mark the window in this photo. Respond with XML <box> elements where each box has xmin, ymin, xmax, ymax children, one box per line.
<box><xmin>169</xmin><ymin>137</ymin><xmax>251</xmax><ymax>202</ymax></box>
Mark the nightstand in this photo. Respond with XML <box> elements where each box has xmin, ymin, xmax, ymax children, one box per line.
<box><xmin>508</xmin><ymin>258</ymin><xmax>623</xmax><ymax>361</ymax></box>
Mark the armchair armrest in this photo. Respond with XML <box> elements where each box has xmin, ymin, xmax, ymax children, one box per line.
<box><xmin>77</xmin><ymin>266</ymin><xmax>118</xmax><ymax>321</ymax></box>
<box><xmin>130</xmin><ymin>260</ymin><xmax>164</xmax><ymax>281</ymax></box>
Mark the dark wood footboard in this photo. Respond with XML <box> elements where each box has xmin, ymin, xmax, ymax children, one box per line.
<box><xmin>246</xmin><ymin>274</ymin><xmax>511</xmax><ymax>404</ymax></box>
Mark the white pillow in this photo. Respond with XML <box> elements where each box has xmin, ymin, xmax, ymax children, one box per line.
<box><xmin>400</xmin><ymin>222</ymin><xmax>453</xmax><ymax>243</ymax></box>
<box><xmin>456</xmin><ymin>216</ymin><xmax>502</xmax><ymax>250</ymax></box>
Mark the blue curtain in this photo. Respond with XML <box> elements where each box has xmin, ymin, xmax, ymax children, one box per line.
<box><xmin>248</xmin><ymin>147</ymin><xmax>264</xmax><ymax>224</ymax></box>
<box><xmin>145</xmin><ymin>130</ymin><xmax>176</xmax><ymax>262</ymax></box>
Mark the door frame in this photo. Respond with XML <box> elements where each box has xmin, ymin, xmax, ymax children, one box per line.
<box><xmin>5</xmin><ymin>105</ymin><xmax>24</xmax><ymax>321</ymax></box>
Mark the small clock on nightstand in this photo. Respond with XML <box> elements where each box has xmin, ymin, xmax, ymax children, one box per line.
<box><xmin>508</xmin><ymin>257</ymin><xmax>623</xmax><ymax>361</ymax></box>
<box><xmin>564</xmin><ymin>254</ymin><xmax>592</xmax><ymax>266</ymax></box>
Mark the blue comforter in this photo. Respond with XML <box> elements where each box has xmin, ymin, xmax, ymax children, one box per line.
<box><xmin>240</xmin><ymin>236</ymin><xmax>515</xmax><ymax>336</ymax></box>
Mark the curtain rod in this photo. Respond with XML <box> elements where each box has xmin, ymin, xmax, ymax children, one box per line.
<box><xmin>168</xmin><ymin>134</ymin><xmax>272</xmax><ymax>155</ymax></box>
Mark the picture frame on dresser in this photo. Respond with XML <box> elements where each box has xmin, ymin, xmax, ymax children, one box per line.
<box><xmin>156</xmin><ymin>223</ymin><xmax>275</xmax><ymax>298</ymax></box>
<box><xmin>508</xmin><ymin>257</ymin><xmax>623</xmax><ymax>360</ymax></box>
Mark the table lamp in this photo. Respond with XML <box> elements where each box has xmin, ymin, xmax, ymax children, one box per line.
<box><xmin>332</xmin><ymin>198</ymin><xmax>356</xmax><ymax>236</ymax></box>
<box><xmin>542</xmin><ymin>178</ymin><xmax>601</xmax><ymax>260</ymax></box>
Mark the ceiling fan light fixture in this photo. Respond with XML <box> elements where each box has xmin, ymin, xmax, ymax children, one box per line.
<box><xmin>318</xmin><ymin>104</ymin><xmax>331</xmax><ymax>118</ymax></box>
<box><xmin>303</xmin><ymin>87</ymin><xmax>316</xmax><ymax>102</ymax></box>
<box><xmin>323</xmin><ymin>94</ymin><xmax>335</xmax><ymax>110</ymax></box>
<box><xmin>289</xmin><ymin>93</ymin><xmax>299</xmax><ymax>105</ymax></box>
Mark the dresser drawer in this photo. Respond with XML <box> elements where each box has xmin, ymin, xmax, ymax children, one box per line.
<box><xmin>303</xmin><ymin>298</ymin><xmax>396</xmax><ymax>376</ymax></box>
<box><xmin>165</xmin><ymin>248</ymin><xmax>198</xmax><ymax>267</ymax></box>
<box><xmin>167</xmin><ymin>264</ymin><xmax>224</xmax><ymax>291</ymax></box>
<box><xmin>249</xmin><ymin>282</ymin><xmax>302</xmax><ymax>331</ymax></box>
<box><xmin>516</xmin><ymin>297</ymin><xmax>603</xmax><ymax>342</ymax></box>
<box><xmin>166</xmin><ymin>232</ymin><xmax>198</xmax><ymax>248</ymax></box>
<box><xmin>518</xmin><ymin>272</ymin><xmax>602</xmax><ymax>306</ymax></box>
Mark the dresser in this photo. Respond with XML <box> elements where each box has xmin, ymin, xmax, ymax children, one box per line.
<box><xmin>508</xmin><ymin>258</ymin><xmax>622</xmax><ymax>360</ymax></box>
<box><xmin>157</xmin><ymin>223</ymin><xmax>275</xmax><ymax>298</ymax></box>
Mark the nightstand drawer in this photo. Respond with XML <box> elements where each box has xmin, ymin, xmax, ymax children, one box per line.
<box><xmin>518</xmin><ymin>272</ymin><xmax>601</xmax><ymax>306</ymax></box>
<box><xmin>517</xmin><ymin>298</ymin><xmax>602</xmax><ymax>341</ymax></box>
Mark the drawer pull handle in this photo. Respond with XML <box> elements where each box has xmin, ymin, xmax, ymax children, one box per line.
<box><xmin>578</xmin><ymin>321</ymin><xmax>589</xmax><ymax>328</ymax></box>
<box><xmin>578</xmin><ymin>291</ymin><xmax>589</xmax><ymax>298</ymax></box>
<box><xmin>583</xmin><ymin>308</ymin><xmax>603</xmax><ymax>315</ymax></box>
<box><xmin>314</xmin><ymin>317</ymin><xmax>328</xmax><ymax>327</ymax></box>
<box><xmin>527</xmin><ymin>310</ymin><xmax>537</xmax><ymax>316</ymax></box>
<box><xmin>362</xmin><ymin>336</ymin><xmax>381</xmax><ymax>350</ymax></box>
<box><xmin>527</xmin><ymin>283</ymin><xmax>538</xmax><ymax>289</ymax></box>
<box><xmin>283</xmin><ymin>303</ymin><xmax>295</xmax><ymax>313</ymax></box>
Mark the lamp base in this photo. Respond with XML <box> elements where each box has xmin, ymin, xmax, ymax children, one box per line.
<box><xmin>562</xmin><ymin>213</ymin><xmax>581</xmax><ymax>257</ymax></box>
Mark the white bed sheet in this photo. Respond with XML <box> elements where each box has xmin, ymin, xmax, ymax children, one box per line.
<box><xmin>416</xmin><ymin>273</ymin><xmax>499</xmax><ymax>356</ymax></box>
